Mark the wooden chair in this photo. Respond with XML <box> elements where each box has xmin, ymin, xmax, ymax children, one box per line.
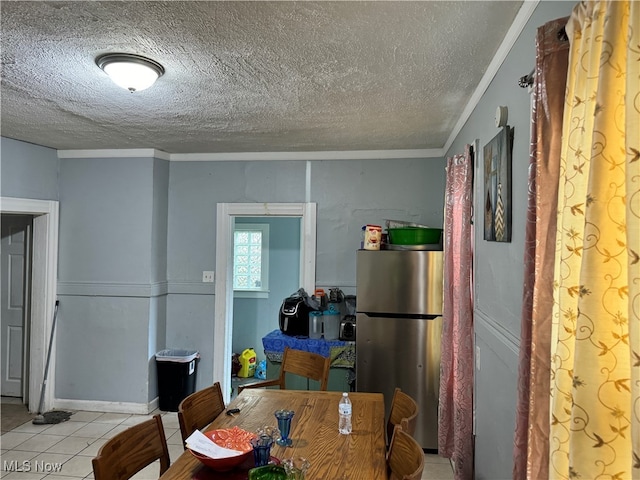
<box><xmin>238</xmin><ymin>347</ymin><xmax>330</xmax><ymax>393</ymax></box>
<box><xmin>92</xmin><ymin>414</ymin><xmax>170</xmax><ymax>480</ymax></box>
<box><xmin>387</xmin><ymin>424</ymin><xmax>425</xmax><ymax>480</ymax></box>
<box><xmin>177</xmin><ymin>382</ymin><xmax>226</xmax><ymax>448</ymax></box>
<box><xmin>387</xmin><ymin>387</ymin><xmax>419</xmax><ymax>446</ymax></box>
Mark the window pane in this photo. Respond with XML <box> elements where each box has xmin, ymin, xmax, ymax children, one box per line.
<box><xmin>233</xmin><ymin>224</ymin><xmax>268</xmax><ymax>293</ymax></box>
<box><xmin>235</xmin><ymin>231</ymin><xmax>249</xmax><ymax>244</ymax></box>
<box><xmin>250</xmin><ymin>232</ymin><xmax>262</xmax><ymax>244</ymax></box>
<box><xmin>235</xmin><ymin>276</ymin><xmax>249</xmax><ymax>288</ymax></box>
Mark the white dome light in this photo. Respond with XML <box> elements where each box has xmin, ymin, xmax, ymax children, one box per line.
<box><xmin>96</xmin><ymin>53</ymin><xmax>164</xmax><ymax>93</ymax></box>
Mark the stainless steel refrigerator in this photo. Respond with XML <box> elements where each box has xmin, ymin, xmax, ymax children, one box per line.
<box><xmin>355</xmin><ymin>249</ymin><xmax>443</xmax><ymax>450</ymax></box>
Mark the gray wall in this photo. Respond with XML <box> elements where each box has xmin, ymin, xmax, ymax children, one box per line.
<box><xmin>0</xmin><ymin>150</ymin><xmax>443</xmax><ymax>406</ymax></box>
<box><xmin>0</xmin><ymin>137</ymin><xmax>58</xmax><ymax>200</ymax></box>
<box><xmin>444</xmin><ymin>1</ymin><xmax>574</xmax><ymax>478</ymax></box>
<box><xmin>165</xmin><ymin>160</ymin><xmax>308</xmax><ymax>388</ymax></box>
<box><xmin>165</xmin><ymin>158</ymin><xmax>446</xmax><ymax>387</ymax></box>
<box><xmin>311</xmin><ymin>159</ymin><xmax>446</xmax><ymax>286</ymax></box>
<box><xmin>55</xmin><ymin>155</ymin><xmax>169</xmax><ymax>404</ymax></box>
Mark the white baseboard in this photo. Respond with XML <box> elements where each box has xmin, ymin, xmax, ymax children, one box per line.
<box><xmin>54</xmin><ymin>397</ymin><xmax>160</xmax><ymax>415</ymax></box>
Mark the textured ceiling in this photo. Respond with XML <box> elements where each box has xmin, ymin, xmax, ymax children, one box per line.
<box><xmin>0</xmin><ymin>1</ymin><xmax>523</xmax><ymax>155</ymax></box>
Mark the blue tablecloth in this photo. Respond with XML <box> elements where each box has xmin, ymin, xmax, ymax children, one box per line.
<box><xmin>262</xmin><ymin>330</ymin><xmax>355</xmax><ymax>368</ymax></box>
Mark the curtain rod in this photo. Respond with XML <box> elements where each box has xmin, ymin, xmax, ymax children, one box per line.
<box><xmin>518</xmin><ymin>26</ymin><xmax>568</xmax><ymax>88</ymax></box>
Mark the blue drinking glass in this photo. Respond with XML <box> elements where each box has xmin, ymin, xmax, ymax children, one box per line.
<box><xmin>250</xmin><ymin>434</ymin><xmax>274</xmax><ymax>467</ymax></box>
<box><xmin>274</xmin><ymin>409</ymin><xmax>295</xmax><ymax>447</ymax></box>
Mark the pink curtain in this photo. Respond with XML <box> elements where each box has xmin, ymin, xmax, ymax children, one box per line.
<box><xmin>512</xmin><ymin>17</ymin><xmax>569</xmax><ymax>479</ymax></box>
<box><xmin>438</xmin><ymin>144</ymin><xmax>474</xmax><ymax>480</ymax></box>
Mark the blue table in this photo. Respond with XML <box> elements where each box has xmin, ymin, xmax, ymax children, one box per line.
<box><xmin>261</xmin><ymin>329</ymin><xmax>355</xmax><ymax>369</ymax></box>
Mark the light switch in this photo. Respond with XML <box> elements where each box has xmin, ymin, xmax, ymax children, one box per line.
<box><xmin>202</xmin><ymin>271</ymin><xmax>215</xmax><ymax>283</ymax></box>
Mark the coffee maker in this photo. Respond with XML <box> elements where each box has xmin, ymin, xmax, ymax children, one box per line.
<box><xmin>339</xmin><ymin>294</ymin><xmax>356</xmax><ymax>341</ymax></box>
<box><xmin>279</xmin><ymin>296</ymin><xmax>313</xmax><ymax>337</ymax></box>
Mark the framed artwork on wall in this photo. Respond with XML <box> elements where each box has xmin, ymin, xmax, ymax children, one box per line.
<box><xmin>483</xmin><ymin>126</ymin><xmax>513</xmax><ymax>242</ymax></box>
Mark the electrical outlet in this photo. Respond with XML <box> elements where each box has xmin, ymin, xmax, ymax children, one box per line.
<box><xmin>202</xmin><ymin>271</ymin><xmax>214</xmax><ymax>283</ymax></box>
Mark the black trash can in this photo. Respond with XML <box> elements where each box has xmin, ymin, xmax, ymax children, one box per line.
<box><xmin>155</xmin><ymin>349</ymin><xmax>199</xmax><ymax>412</ymax></box>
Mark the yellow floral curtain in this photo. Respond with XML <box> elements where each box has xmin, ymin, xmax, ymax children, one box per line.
<box><xmin>549</xmin><ymin>1</ymin><xmax>639</xmax><ymax>479</ymax></box>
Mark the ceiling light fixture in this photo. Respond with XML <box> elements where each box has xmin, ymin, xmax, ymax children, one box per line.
<box><xmin>96</xmin><ymin>53</ymin><xmax>164</xmax><ymax>93</ymax></box>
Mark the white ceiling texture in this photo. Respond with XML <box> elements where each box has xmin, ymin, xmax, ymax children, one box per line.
<box><xmin>0</xmin><ymin>1</ymin><xmax>525</xmax><ymax>157</ymax></box>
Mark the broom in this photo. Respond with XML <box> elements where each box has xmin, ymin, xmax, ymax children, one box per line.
<box><xmin>33</xmin><ymin>301</ymin><xmax>73</xmax><ymax>425</ymax></box>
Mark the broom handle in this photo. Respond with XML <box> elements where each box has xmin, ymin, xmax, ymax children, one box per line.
<box><xmin>37</xmin><ymin>300</ymin><xmax>59</xmax><ymax>414</ymax></box>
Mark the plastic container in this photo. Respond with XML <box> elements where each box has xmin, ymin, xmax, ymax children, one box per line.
<box><xmin>255</xmin><ymin>359</ymin><xmax>267</xmax><ymax>379</ymax></box>
<box><xmin>387</xmin><ymin>227</ymin><xmax>442</xmax><ymax>245</ymax></box>
<box><xmin>338</xmin><ymin>392</ymin><xmax>352</xmax><ymax>434</ymax></box>
<box><xmin>323</xmin><ymin>305</ymin><xmax>340</xmax><ymax>340</ymax></box>
<box><xmin>155</xmin><ymin>349</ymin><xmax>199</xmax><ymax>412</ymax></box>
<box><xmin>309</xmin><ymin>311</ymin><xmax>323</xmax><ymax>339</ymax></box>
<box><xmin>364</xmin><ymin>224</ymin><xmax>382</xmax><ymax>250</ymax></box>
<box><xmin>313</xmin><ymin>289</ymin><xmax>327</xmax><ymax>310</ymax></box>
<box><xmin>238</xmin><ymin>348</ymin><xmax>257</xmax><ymax>378</ymax></box>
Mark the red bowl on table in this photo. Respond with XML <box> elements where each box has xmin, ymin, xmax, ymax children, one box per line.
<box><xmin>189</xmin><ymin>426</ymin><xmax>256</xmax><ymax>472</ymax></box>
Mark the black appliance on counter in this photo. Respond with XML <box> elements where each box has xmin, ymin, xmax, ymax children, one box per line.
<box><xmin>279</xmin><ymin>296</ymin><xmax>314</xmax><ymax>337</ymax></box>
<box><xmin>339</xmin><ymin>315</ymin><xmax>356</xmax><ymax>341</ymax></box>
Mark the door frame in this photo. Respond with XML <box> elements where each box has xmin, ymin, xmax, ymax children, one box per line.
<box><xmin>1</xmin><ymin>197</ymin><xmax>59</xmax><ymax>412</ymax></box>
<box><xmin>214</xmin><ymin>203</ymin><xmax>316</xmax><ymax>402</ymax></box>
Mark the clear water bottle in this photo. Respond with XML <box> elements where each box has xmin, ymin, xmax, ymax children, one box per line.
<box><xmin>338</xmin><ymin>392</ymin><xmax>352</xmax><ymax>435</ymax></box>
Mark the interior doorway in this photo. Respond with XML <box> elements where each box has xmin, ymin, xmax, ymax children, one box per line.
<box><xmin>230</xmin><ymin>216</ymin><xmax>301</xmax><ymax>398</ymax></box>
<box><xmin>0</xmin><ymin>197</ymin><xmax>59</xmax><ymax>413</ymax></box>
<box><xmin>214</xmin><ymin>203</ymin><xmax>316</xmax><ymax>403</ymax></box>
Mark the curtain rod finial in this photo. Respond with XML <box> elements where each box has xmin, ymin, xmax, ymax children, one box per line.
<box><xmin>519</xmin><ymin>69</ymin><xmax>535</xmax><ymax>88</ymax></box>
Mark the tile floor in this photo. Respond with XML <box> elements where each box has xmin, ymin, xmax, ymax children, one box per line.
<box><xmin>1</xmin><ymin>399</ymin><xmax>454</xmax><ymax>480</ymax></box>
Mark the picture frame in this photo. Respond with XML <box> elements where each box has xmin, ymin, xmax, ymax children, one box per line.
<box><xmin>483</xmin><ymin>126</ymin><xmax>513</xmax><ymax>242</ymax></box>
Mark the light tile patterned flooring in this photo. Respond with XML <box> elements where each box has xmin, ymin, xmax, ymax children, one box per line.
<box><xmin>1</xmin><ymin>400</ymin><xmax>454</xmax><ymax>480</ymax></box>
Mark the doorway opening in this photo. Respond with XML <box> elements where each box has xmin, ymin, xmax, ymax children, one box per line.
<box><xmin>214</xmin><ymin>203</ymin><xmax>316</xmax><ymax>402</ymax></box>
<box><xmin>0</xmin><ymin>197</ymin><xmax>59</xmax><ymax>413</ymax></box>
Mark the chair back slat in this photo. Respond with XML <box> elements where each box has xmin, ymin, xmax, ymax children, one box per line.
<box><xmin>238</xmin><ymin>347</ymin><xmax>331</xmax><ymax>393</ymax></box>
<box><xmin>178</xmin><ymin>382</ymin><xmax>226</xmax><ymax>447</ymax></box>
<box><xmin>280</xmin><ymin>347</ymin><xmax>331</xmax><ymax>390</ymax></box>
<box><xmin>92</xmin><ymin>414</ymin><xmax>170</xmax><ymax>480</ymax></box>
<box><xmin>387</xmin><ymin>387</ymin><xmax>419</xmax><ymax>445</ymax></box>
<box><xmin>387</xmin><ymin>424</ymin><xmax>424</xmax><ymax>480</ymax></box>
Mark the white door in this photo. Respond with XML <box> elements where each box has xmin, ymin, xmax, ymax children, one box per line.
<box><xmin>1</xmin><ymin>215</ymin><xmax>32</xmax><ymax>398</ymax></box>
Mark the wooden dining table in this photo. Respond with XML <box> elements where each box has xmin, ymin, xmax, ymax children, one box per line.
<box><xmin>160</xmin><ymin>389</ymin><xmax>388</xmax><ymax>480</ymax></box>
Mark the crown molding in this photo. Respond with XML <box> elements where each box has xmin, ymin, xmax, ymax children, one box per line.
<box><xmin>170</xmin><ymin>149</ymin><xmax>443</xmax><ymax>161</ymax></box>
<box><xmin>56</xmin><ymin>148</ymin><xmax>444</xmax><ymax>161</ymax></box>
<box><xmin>442</xmin><ymin>0</ymin><xmax>539</xmax><ymax>154</ymax></box>
<box><xmin>57</xmin><ymin>148</ymin><xmax>171</xmax><ymax>160</ymax></box>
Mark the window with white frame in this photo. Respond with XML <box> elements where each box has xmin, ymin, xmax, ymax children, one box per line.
<box><xmin>233</xmin><ymin>223</ymin><xmax>269</xmax><ymax>298</ymax></box>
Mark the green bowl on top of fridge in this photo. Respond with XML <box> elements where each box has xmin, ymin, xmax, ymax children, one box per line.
<box><xmin>387</xmin><ymin>227</ymin><xmax>442</xmax><ymax>245</ymax></box>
